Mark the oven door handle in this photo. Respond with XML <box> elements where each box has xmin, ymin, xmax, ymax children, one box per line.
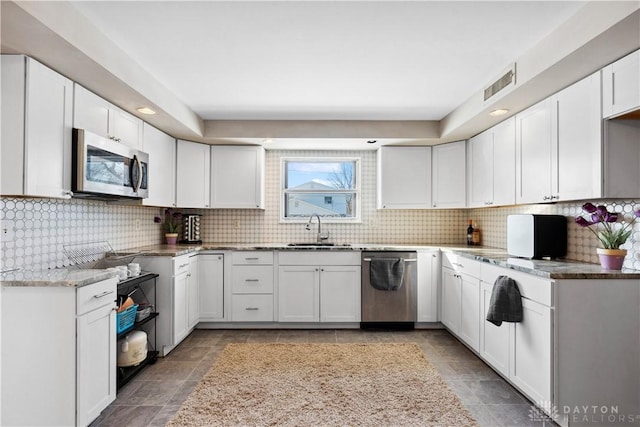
<box><xmin>362</xmin><ymin>258</ymin><xmax>416</xmax><ymax>262</ymax></box>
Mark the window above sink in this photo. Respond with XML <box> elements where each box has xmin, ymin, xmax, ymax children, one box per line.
<box><xmin>280</xmin><ymin>157</ymin><xmax>361</xmax><ymax>223</ymax></box>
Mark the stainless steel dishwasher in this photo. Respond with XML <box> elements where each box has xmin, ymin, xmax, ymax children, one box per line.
<box><xmin>361</xmin><ymin>251</ymin><xmax>417</xmax><ymax>328</ymax></box>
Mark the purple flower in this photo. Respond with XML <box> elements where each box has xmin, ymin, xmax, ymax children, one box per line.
<box><xmin>636</xmin><ymin>209</ymin><xmax>640</xmax><ymax>218</ymax></box>
<box><xmin>576</xmin><ymin>216</ymin><xmax>594</xmax><ymax>227</ymax></box>
<box><xmin>582</xmin><ymin>202</ymin><xmax>597</xmax><ymax>213</ymax></box>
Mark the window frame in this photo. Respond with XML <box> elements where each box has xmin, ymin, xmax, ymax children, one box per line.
<box><xmin>280</xmin><ymin>156</ymin><xmax>361</xmax><ymax>223</ymax></box>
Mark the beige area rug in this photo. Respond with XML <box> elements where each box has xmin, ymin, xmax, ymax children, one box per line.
<box><xmin>168</xmin><ymin>343</ymin><xmax>478</xmax><ymax>427</ymax></box>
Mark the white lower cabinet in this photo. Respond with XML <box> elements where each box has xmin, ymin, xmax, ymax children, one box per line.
<box><xmin>441</xmin><ymin>267</ymin><xmax>461</xmax><ymax>332</ymax></box>
<box><xmin>509</xmin><ymin>298</ymin><xmax>552</xmax><ymax>403</ymax></box>
<box><xmin>1</xmin><ymin>278</ymin><xmax>117</xmax><ymax>427</ymax></box>
<box><xmin>417</xmin><ymin>250</ymin><xmax>440</xmax><ymax>322</ymax></box>
<box><xmin>441</xmin><ymin>253</ymin><xmax>481</xmax><ymax>351</ymax></box>
<box><xmin>230</xmin><ymin>251</ymin><xmax>274</xmax><ymax>322</ymax></box>
<box><xmin>135</xmin><ymin>254</ymin><xmax>200</xmax><ymax>355</ymax></box>
<box><xmin>479</xmin><ymin>281</ymin><xmax>510</xmax><ymax>377</ymax></box>
<box><xmin>199</xmin><ymin>253</ymin><xmax>225</xmax><ymax>321</ymax></box>
<box><xmin>278</xmin><ymin>251</ymin><xmax>361</xmax><ymax>323</ymax></box>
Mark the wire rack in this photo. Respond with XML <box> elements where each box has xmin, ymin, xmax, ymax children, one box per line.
<box><xmin>63</xmin><ymin>241</ymin><xmax>138</xmax><ymax>269</ymax></box>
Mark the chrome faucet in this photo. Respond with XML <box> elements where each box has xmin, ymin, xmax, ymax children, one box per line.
<box><xmin>305</xmin><ymin>213</ymin><xmax>330</xmax><ymax>243</ymax></box>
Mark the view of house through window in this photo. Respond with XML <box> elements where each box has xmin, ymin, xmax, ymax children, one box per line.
<box><xmin>282</xmin><ymin>158</ymin><xmax>359</xmax><ymax>220</ymax></box>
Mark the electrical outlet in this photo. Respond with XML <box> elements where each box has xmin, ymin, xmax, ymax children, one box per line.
<box><xmin>368</xmin><ymin>218</ymin><xmax>378</xmax><ymax>228</ymax></box>
<box><xmin>135</xmin><ymin>219</ymin><xmax>141</xmax><ymax>230</ymax></box>
<box><xmin>233</xmin><ymin>220</ymin><xmax>240</xmax><ymax>229</ymax></box>
<box><xmin>1</xmin><ymin>220</ymin><xmax>15</xmax><ymax>242</ymax></box>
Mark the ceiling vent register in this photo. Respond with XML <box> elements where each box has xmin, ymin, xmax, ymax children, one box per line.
<box><xmin>484</xmin><ymin>64</ymin><xmax>516</xmax><ymax>101</ymax></box>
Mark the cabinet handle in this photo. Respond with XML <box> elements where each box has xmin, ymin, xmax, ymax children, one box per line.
<box><xmin>178</xmin><ymin>263</ymin><xmax>189</xmax><ymax>268</ymax></box>
<box><xmin>93</xmin><ymin>290</ymin><xmax>114</xmax><ymax>299</ymax></box>
<box><xmin>187</xmin><ymin>273</ymin><xmax>191</xmax><ymax>277</ymax></box>
<box><xmin>62</xmin><ymin>190</ymin><xmax>74</xmax><ymax>197</ymax></box>
<box><xmin>551</xmin><ymin>195</ymin><xmax>559</xmax><ymax>200</ymax></box>
<box><xmin>245</xmin><ymin>279</ymin><xmax>259</xmax><ymax>282</ymax></box>
<box><xmin>452</xmin><ymin>262</ymin><xmax>464</xmax><ymax>268</ymax></box>
<box><xmin>315</xmin><ymin>268</ymin><xmax>319</xmax><ymax>271</ymax></box>
<box><xmin>245</xmin><ymin>257</ymin><xmax>259</xmax><ymax>261</ymax></box>
<box><xmin>245</xmin><ymin>307</ymin><xmax>259</xmax><ymax>311</ymax></box>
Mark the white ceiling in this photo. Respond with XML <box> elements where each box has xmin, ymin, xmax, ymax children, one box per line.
<box><xmin>70</xmin><ymin>1</ymin><xmax>586</xmax><ymax>122</ymax></box>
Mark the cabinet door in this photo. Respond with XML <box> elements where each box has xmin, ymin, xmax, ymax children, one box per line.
<box><xmin>187</xmin><ymin>256</ymin><xmax>200</xmax><ymax>329</ymax></box>
<box><xmin>432</xmin><ymin>140</ymin><xmax>466</xmax><ymax>208</ymax></box>
<box><xmin>176</xmin><ymin>140</ymin><xmax>211</xmax><ymax>208</ymax></box>
<box><xmin>142</xmin><ymin>123</ymin><xmax>176</xmax><ymax>207</ymax></box>
<box><xmin>468</xmin><ymin>130</ymin><xmax>493</xmax><ymax>208</ymax></box>
<box><xmin>173</xmin><ymin>272</ymin><xmax>190</xmax><ymax>344</ymax></box>
<box><xmin>320</xmin><ymin>266</ymin><xmax>360</xmax><ymax>322</ymax></box>
<box><xmin>515</xmin><ymin>99</ymin><xmax>553</xmax><ymax>204</ymax></box>
<box><xmin>554</xmin><ymin>72</ymin><xmax>602</xmax><ymax>201</ymax></box>
<box><xmin>199</xmin><ymin>254</ymin><xmax>225</xmax><ymax>321</ymax></box>
<box><xmin>111</xmin><ymin>107</ymin><xmax>143</xmax><ymax>150</ymax></box>
<box><xmin>441</xmin><ymin>267</ymin><xmax>461</xmax><ymax>333</ymax></box>
<box><xmin>417</xmin><ymin>251</ymin><xmax>440</xmax><ymax>322</ymax></box>
<box><xmin>603</xmin><ymin>50</ymin><xmax>640</xmax><ymax>118</ymax></box>
<box><xmin>210</xmin><ymin>146</ymin><xmax>265</xmax><ymax>208</ymax></box>
<box><xmin>509</xmin><ymin>298</ymin><xmax>553</xmax><ymax>403</ymax></box>
<box><xmin>479</xmin><ymin>281</ymin><xmax>510</xmax><ymax>376</ymax></box>
<box><xmin>278</xmin><ymin>265</ymin><xmax>319</xmax><ymax>322</ymax></box>
<box><xmin>458</xmin><ymin>273</ymin><xmax>480</xmax><ymax>351</ymax></box>
<box><xmin>77</xmin><ymin>304</ymin><xmax>116</xmax><ymax>427</ymax></box>
<box><xmin>73</xmin><ymin>84</ymin><xmax>111</xmax><ymax>139</ymax></box>
<box><xmin>377</xmin><ymin>146</ymin><xmax>432</xmax><ymax>209</ymax></box>
<box><xmin>491</xmin><ymin>117</ymin><xmax>516</xmax><ymax>206</ymax></box>
<box><xmin>24</xmin><ymin>58</ymin><xmax>73</xmax><ymax>199</ymax></box>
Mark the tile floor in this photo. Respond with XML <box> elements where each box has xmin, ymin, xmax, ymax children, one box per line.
<box><xmin>92</xmin><ymin>329</ymin><xmax>556</xmax><ymax>427</ymax></box>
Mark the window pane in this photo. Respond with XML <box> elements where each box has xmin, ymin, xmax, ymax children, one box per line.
<box><xmin>285</xmin><ymin>161</ymin><xmax>355</xmax><ymax>190</ymax></box>
<box><xmin>285</xmin><ymin>193</ymin><xmax>356</xmax><ymax>218</ymax></box>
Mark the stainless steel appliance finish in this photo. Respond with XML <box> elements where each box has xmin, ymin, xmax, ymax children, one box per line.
<box><xmin>72</xmin><ymin>128</ymin><xmax>149</xmax><ymax>199</ymax></box>
<box><xmin>361</xmin><ymin>251</ymin><xmax>417</xmax><ymax>325</ymax></box>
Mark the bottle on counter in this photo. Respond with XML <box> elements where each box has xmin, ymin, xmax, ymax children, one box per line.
<box><xmin>467</xmin><ymin>220</ymin><xmax>474</xmax><ymax>245</ymax></box>
<box><xmin>472</xmin><ymin>221</ymin><xmax>481</xmax><ymax>246</ymax></box>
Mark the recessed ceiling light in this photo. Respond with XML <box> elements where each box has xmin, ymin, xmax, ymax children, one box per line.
<box><xmin>489</xmin><ymin>109</ymin><xmax>509</xmax><ymax>117</ymax></box>
<box><xmin>367</xmin><ymin>140</ymin><xmax>377</xmax><ymax>144</ymax></box>
<box><xmin>137</xmin><ymin>107</ymin><xmax>156</xmax><ymax>115</ymax></box>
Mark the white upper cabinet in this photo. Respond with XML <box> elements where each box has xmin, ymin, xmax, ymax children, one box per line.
<box><xmin>553</xmin><ymin>71</ymin><xmax>602</xmax><ymax>201</ymax></box>
<box><xmin>515</xmin><ymin>98</ymin><xmax>554</xmax><ymax>204</ymax></box>
<box><xmin>176</xmin><ymin>140</ymin><xmax>211</xmax><ymax>208</ymax></box>
<box><xmin>468</xmin><ymin>117</ymin><xmax>515</xmax><ymax>208</ymax></box>
<box><xmin>210</xmin><ymin>146</ymin><xmax>265</xmax><ymax>209</ymax></box>
<box><xmin>377</xmin><ymin>146</ymin><xmax>432</xmax><ymax>209</ymax></box>
<box><xmin>431</xmin><ymin>140</ymin><xmax>466</xmax><ymax>208</ymax></box>
<box><xmin>1</xmin><ymin>55</ymin><xmax>73</xmax><ymax>199</ymax></box>
<box><xmin>602</xmin><ymin>49</ymin><xmax>640</xmax><ymax>118</ymax></box>
<box><xmin>516</xmin><ymin>71</ymin><xmax>602</xmax><ymax>204</ymax></box>
<box><xmin>142</xmin><ymin>123</ymin><xmax>176</xmax><ymax>207</ymax></box>
<box><xmin>73</xmin><ymin>84</ymin><xmax>143</xmax><ymax>150</ymax></box>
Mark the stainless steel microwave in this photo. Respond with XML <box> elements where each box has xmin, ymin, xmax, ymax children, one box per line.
<box><xmin>72</xmin><ymin>128</ymin><xmax>149</xmax><ymax>199</ymax></box>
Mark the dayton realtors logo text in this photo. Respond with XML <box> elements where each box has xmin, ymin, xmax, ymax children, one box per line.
<box><xmin>530</xmin><ymin>402</ymin><xmax>640</xmax><ymax>424</ymax></box>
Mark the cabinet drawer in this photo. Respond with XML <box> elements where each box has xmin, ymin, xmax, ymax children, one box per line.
<box><xmin>481</xmin><ymin>263</ymin><xmax>553</xmax><ymax>307</ymax></box>
<box><xmin>278</xmin><ymin>251</ymin><xmax>361</xmax><ymax>266</ymax></box>
<box><xmin>172</xmin><ymin>255</ymin><xmax>193</xmax><ymax>275</ymax></box>
<box><xmin>442</xmin><ymin>252</ymin><xmax>481</xmax><ymax>278</ymax></box>
<box><xmin>231</xmin><ymin>294</ymin><xmax>274</xmax><ymax>321</ymax></box>
<box><xmin>232</xmin><ymin>251</ymin><xmax>273</xmax><ymax>265</ymax></box>
<box><xmin>232</xmin><ymin>266</ymin><xmax>273</xmax><ymax>294</ymax></box>
<box><xmin>77</xmin><ymin>278</ymin><xmax>117</xmax><ymax>315</ymax></box>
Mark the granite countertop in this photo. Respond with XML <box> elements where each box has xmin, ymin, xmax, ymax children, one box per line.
<box><xmin>0</xmin><ymin>268</ymin><xmax>118</xmax><ymax>288</ymax></box>
<box><xmin>444</xmin><ymin>248</ymin><xmax>640</xmax><ymax>280</ymax></box>
<box><xmin>3</xmin><ymin>243</ymin><xmax>639</xmax><ymax>287</ymax></box>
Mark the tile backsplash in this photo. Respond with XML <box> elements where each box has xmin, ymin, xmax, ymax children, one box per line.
<box><xmin>1</xmin><ymin>149</ymin><xmax>639</xmax><ymax>271</ymax></box>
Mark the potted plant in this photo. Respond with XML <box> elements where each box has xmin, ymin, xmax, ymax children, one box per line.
<box><xmin>575</xmin><ymin>202</ymin><xmax>640</xmax><ymax>270</ymax></box>
<box><xmin>154</xmin><ymin>208</ymin><xmax>183</xmax><ymax>245</ymax></box>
